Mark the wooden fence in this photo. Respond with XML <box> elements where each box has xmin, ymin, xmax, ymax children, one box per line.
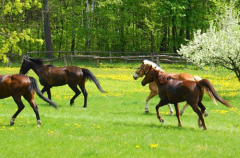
<box><xmin>24</xmin><ymin>51</ymin><xmax>189</xmax><ymax>67</ymax></box>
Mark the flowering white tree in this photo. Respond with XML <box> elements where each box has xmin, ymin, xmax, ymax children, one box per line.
<box><xmin>178</xmin><ymin>4</ymin><xmax>240</xmax><ymax>81</ymax></box>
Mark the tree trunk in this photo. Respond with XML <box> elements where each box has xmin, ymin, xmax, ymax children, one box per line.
<box><xmin>43</xmin><ymin>0</ymin><xmax>53</xmax><ymax>58</ymax></box>
<box><xmin>71</xmin><ymin>0</ymin><xmax>75</xmax><ymax>53</ymax></box>
<box><xmin>160</xmin><ymin>26</ymin><xmax>167</xmax><ymax>52</ymax></box>
<box><xmin>172</xmin><ymin>16</ymin><xmax>177</xmax><ymax>53</ymax></box>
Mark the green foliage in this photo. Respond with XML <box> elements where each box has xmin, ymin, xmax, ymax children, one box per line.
<box><xmin>178</xmin><ymin>2</ymin><xmax>240</xmax><ymax>81</ymax></box>
<box><xmin>0</xmin><ymin>0</ymin><xmax>43</xmax><ymax>61</ymax></box>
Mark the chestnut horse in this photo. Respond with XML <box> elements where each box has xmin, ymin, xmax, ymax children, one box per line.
<box><xmin>133</xmin><ymin>60</ymin><xmax>215</xmax><ymax>115</ymax></box>
<box><xmin>141</xmin><ymin>66</ymin><xmax>232</xmax><ymax>130</ymax></box>
<box><xmin>0</xmin><ymin>74</ymin><xmax>57</xmax><ymax>126</ymax></box>
<box><xmin>19</xmin><ymin>57</ymin><xmax>106</xmax><ymax>108</ymax></box>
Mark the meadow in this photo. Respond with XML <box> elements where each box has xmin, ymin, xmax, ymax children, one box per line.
<box><xmin>0</xmin><ymin>61</ymin><xmax>239</xmax><ymax>158</ymax></box>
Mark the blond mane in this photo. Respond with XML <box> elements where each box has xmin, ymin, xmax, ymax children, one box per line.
<box><xmin>143</xmin><ymin>60</ymin><xmax>164</xmax><ymax>72</ymax></box>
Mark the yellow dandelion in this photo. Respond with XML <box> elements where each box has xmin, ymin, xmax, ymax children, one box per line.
<box><xmin>65</xmin><ymin>123</ymin><xmax>69</xmax><ymax>126</ymax></box>
<box><xmin>136</xmin><ymin>145</ymin><xmax>140</xmax><ymax>149</ymax></box>
<box><xmin>150</xmin><ymin>143</ymin><xmax>158</xmax><ymax>148</ymax></box>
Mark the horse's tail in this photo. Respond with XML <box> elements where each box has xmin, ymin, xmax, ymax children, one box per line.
<box><xmin>29</xmin><ymin>77</ymin><xmax>58</xmax><ymax>109</ymax></box>
<box><xmin>197</xmin><ymin>79</ymin><xmax>232</xmax><ymax>108</ymax></box>
<box><xmin>82</xmin><ymin>68</ymin><xmax>107</xmax><ymax>93</ymax></box>
<box><xmin>194</xmin><ymin>76</ymin><xmax>218</xmax><ymax>105</ymax></box>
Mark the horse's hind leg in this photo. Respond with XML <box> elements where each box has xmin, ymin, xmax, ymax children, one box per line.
<box><xmin>69</xmin><ymin>84</ymin><xmax>81</xmax><ymax>106</ymax></box>
<box><xmin>190</xmin><ymin>103</ymin><xmax>207</xmax><ymax>130</ymax></box>
<box><xmin>10</xmin><ymin>96</ymin><xmax>25</xmax><ymax>125</ymax></box>
<box><xmin>24</xmin><ymin>92</ymin><xmax>41</xmax><ymax>127</ymax></box>
<box><xmin>41</xmin><ymin>86</ymin><xmax>52</xmax><ymax>100</ymax></box>
<box><xmin>79</xmin><ymin>84</ymin><xmax>88</xmax><ymax>108</ymax></box>
<box><xmin>198</xmin><ymin>101</ymin><xmax>208</xmax><ymax>117</ymax></box>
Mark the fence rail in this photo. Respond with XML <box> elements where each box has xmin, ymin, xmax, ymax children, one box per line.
<box><xmin>23</xmin><ymin>51</ymin><xmax>189</xmax><ymax>67</ymax></box>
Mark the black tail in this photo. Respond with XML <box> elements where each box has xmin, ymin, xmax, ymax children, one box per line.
<box><xmin>197</xmin><ymin>79</ymin><xmax>232</xmax><ymax>108</ymax></box>
<box><xmin>29</xmin><ymin>77</ymin><xmax>58</xmax><ymax>108</ymax></box>
<box><xmin>82</xmin><ymin>68</ymin><xmax>106</xmax><ymax>93</ymax></box>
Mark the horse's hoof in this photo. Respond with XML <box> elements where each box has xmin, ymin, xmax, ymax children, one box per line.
<box><xmin>145</xmin><ymin>111</ymin><xmax>149</xmax><ymax>113</ymax></box>
<box><xmin>169</xmin><ymin>111</ymin><xmax>174</xmax><ymax>115</ymax></box>
<box><xmin>10</xmin><ymin>118</ymin><xmax>15</xmax><ymax>126</ymax></box>
<box><xmin>202</xmin><ymin>127</ymin><xmax>207</xmax><ymax>131</ymax></box>
<box><xmin>159</xmin><ymin>119</ymin><xmax>164</xmax><ymax>124</ymax></box>
<box><xmin>178</xmin><ymin>124</ymin><xmax>182</xmax><ymax>127</ymax></box>
<box><xmin>37</xmin><ymin>120</ymin><xmax>41</xmax><ymax>127</ymax></box>
<box><xmin>180</xmin><ymin>111</ymin><xmax>184</xmax><ymax>116</ymax></box>
<box><xmin>204</xmin><ymin>112</ymin><xmax>208</xmax><ymax>117</ymax></box>
<box><xmin>198</xmin><ymin>119</ymin><xmax>203</xmax><ymax>128</ymax></box>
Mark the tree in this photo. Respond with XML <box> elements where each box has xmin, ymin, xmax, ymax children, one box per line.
<box><xmin>43</xmin><ymin>0</ymin><xmax>53</xmax><ymax>58</ymax></box>
<box><xmin>178</xmin><ymin>3</ymin><xmax>240</xmax><ymax>81</ymax></box>
<box><xmin>0</xmin><ymin>0</ymin><xmax>43</xmax><ymax>62</ymax></box>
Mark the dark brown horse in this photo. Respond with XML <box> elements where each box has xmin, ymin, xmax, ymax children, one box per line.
<box><xmin>141</xmin><ymin>66</ymin><xmax>232</xmax><ymax>130</ymax></box>
<box><xmin>0</xmin><ymin>74</ymin><xmax>57</xmax><ymax>126</ymax></box>
<box><xmin>19</xmin><ymin>57</ymin><xmax>106</xmax><ymax>108</ymax></box>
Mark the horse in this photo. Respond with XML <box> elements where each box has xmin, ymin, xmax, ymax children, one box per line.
<box><xmin>19</xmin><ymin>57</ymin><xmax>106</xmax><ymax>108</ymax></box>
<box><xmin>141</xmin><ymin>66</ymin><xmax>232</xmax><ymax>130</ymax></box>
<box><xmin>0</xmin><ymin>74</ymin><xmax>57</xmax><ymax>126</ymax></box>
<box><xmin>133</xmin><ymin>60</ymin><xmax>216</xmax><ymax>115</ymax></box>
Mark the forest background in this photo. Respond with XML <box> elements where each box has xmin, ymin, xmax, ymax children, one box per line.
<box><xmin>1</xmin><ymin>0</ymin><xmax>240</xmax><ymax>59</ymax></box>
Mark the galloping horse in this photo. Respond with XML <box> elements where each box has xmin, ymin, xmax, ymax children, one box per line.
<box><xmin>19</xmin><ymin>57</ymin><xmax>106</xmax><ymax>108</ymax></box>
<box><xmin>0</xmin><ymin>74</ymin><xmax>57</xmax><ymax>126</ymax></box>
<box><xmin>141</xmin><ymin>66</ymin><xmax>232</xmax><ymax>130</ymax></box>
<box><xmin>133</xmin><ymin>60</ymin><xmax>216</xmax><ymax>115</ymax></box>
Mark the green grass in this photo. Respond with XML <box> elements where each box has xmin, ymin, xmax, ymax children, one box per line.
<box><xmin>0</xmin><ymin>62</ymin><xmax>239</xmax><ymax>158</ymax></box>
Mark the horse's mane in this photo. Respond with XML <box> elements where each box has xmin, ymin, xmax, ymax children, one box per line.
<box><xmin>143</xmin><ymin>60</ymin><xmax>164</xmax><ymax>72</ymax></box>
<box><xmin>29</xmin><ymin>58</ymin><xmax>44</xmax><ymax>65</ymax></box>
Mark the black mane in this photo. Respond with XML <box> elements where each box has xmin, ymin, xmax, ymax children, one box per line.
<box><xmin>29</xmin><ymin>58</ymin><xmax>44</xmax><ymax>65</ymax></box>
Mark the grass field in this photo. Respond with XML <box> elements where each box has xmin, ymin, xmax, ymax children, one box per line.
<box><xmin>0</xmin><ymin>61</ymin><xmax>239</xmax><ymax>158</ymax></box>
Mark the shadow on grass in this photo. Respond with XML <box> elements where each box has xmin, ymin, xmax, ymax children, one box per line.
<box><xmin>113</xmin><ymin>120</ymin><xmax>198</xmax><ymax>131</ymax></box>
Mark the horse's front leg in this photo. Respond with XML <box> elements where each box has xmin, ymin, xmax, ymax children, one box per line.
<box><xmin>155</xmin><ymin>100</ymin><xmax>166</xmax><ymax>124</ymax></box>
<box><xmin>180</xmin><ymin>103</ymin><xmax>188</xmax><ymax>115</ymax></box>
<box><xmin>145</xmin><ymin>91</ymin><xmax>157</xmax><ymax>113</ymax></box>
<box><xmin>167</xmin><ymin>104</ymin><xmax>174</xmax><ymax>115</ymax></box>
<box><xmin>174</xmin><ymin>103</ymin><xmax>182</xmax><ymax>127</ymax></box>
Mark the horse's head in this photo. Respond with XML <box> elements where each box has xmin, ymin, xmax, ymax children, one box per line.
<box><xmin>19</xmin><ymin>57</ymin><xmax>32</xmax><ymax>74</ymax></box>
<box><xmin>133</xmin><ymin>62</ymin><xmax>146</xmax><ymax>80</ymax></box>
<box><xmin>133</xmin><ymin>60</ymin><xmax>164</xmax><ymax>80</ymax></box>
<box><xmin>141</xmin><ymin>65</ymin><xmax>156</xmax><ymax>86</ymax></box>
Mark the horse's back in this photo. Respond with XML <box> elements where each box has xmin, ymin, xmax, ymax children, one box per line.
<box><xmin>42</xmin><ymin>66</ymin><xmax>83</xmax><ymax>86</ymax></box>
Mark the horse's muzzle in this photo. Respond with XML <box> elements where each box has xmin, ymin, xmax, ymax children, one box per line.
<box><xmin>133</xmin><ymin>74</ymin><xmax>139</xmax><ymax>80</ymax></box>
<box><xmin>141</xmin><ymin>81</ymin><xmax>146</xmax><ymax>86</ymax></box>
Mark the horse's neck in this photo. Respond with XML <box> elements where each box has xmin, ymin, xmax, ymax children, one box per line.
<box><xmin>31</xmin><ymin>63</ymin><xmax>46</xmax><ymax>76</ymax></box>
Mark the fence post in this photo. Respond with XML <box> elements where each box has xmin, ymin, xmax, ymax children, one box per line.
<box><xmin>109</xmin><ymin>52</ymin><xmax>112</xmax><ymax>64</ymax></box>
<box><xmin>71</xmin><ymin>52</ymin><xmax>73</xmax><ymax>65</ymax></box>
<box><xmin>97</xmin><ymin>58</ymin><xmax>100</xmax><ymax>67</ymax></box>
<box><xmin>156</xmin><ymin>56</ymin><xmax>160</xmax><ymax>66</ymax></box>
<box><xmin>64</xmin><ymin>56</ymin><xmax>67</xmax><ymax>66</ymax></box>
